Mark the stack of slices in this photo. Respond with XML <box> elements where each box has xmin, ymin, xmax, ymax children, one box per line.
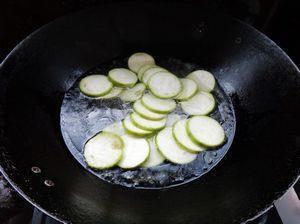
<box><xmin>79</xmin><ymin>53</ymin><xmax>225</xmax><ymax>170</ymax></box>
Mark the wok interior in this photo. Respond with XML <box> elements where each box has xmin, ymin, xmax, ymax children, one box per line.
<box><xmin>0</xmin><ymin>3</ymin><xmax>299</xmax><ymax>224</ymax></box>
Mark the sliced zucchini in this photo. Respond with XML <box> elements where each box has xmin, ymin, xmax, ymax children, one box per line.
<box><xmin>187</xmin><ymin>116</ymin><xmax>225</xmax><ymax>147</ymax></box>
<box><xmin>119</xmin><ymin>83</ymin><xmax>146</xmax><ymax>102</ymax></box>
<box><xmin>133</xmin><ymin>100</ymin><xmax>166</xmax><ymax>120</ymax></box>
<box><xmin>142</xmin><ymin>137</ymin><xmax>165</xmax><ymax>167</ymax></box>
<box><xmin>103</xmin><ymin>121</ymin><xmax>125</xmax><ymax>136</ymax></box>
<box><xmin>180</xmin><ymin>91</ymin><xmax>215</xmax><ymax>115</ymax></box>
<box><xmin>173</xmin><ymin>120</ymin><xmax>206</xmax><ymax>153</ymax></box>
<box><xmin>141</xmin><ymin>93</ymin><xmax>176</xmax><ymax>114</ymax></box>
<box><xmin>108</xmin><ymin>68</ymin><xmax>138</xmax><ymax>87</ymax></box>
<box><xmin>118</xmin><ymin>134</ymin><xmax>150</xmax><ymax>169</ymax></box>
<box><xmin>148</xmin><ymin>72</ymin><xmax>182</xmax><ymax>99</ymax></box>
<box><xmin>138</xmin><ymin>64</ymin><xmax>155</xmax><ymax>81</ymax></box>
<box><xmin>79</xmin><ymin>74</ymin><xmax>113</xmax><ymax>97</ymax></box>
<box><xmin>128</xmin><ymin>52</ymin><xmax>155</xmax><ymax>73</ymax></box>
<box><xmin>123</xmin><ymin>116</ymin><xmax>152</xmax><ymax>136</ymax></box>
<box><xmin>84</xmin><ymin>132</ymin><xmax>123</xmax><ymax>169</ymax></box>
<box><xmin>175</xmin><ymin>78</ymin><xmax>198</xmax><ymax>100</ymax></box>
<box><xmin>155</xmin><ymin>127</ymin><xmax>197</xmax><ymax>164</ymax></box>
<box><xmin>131</xmin><ymin>112</ymin><xmax>166</xmax><ymax>131</ymax></box>
<box><xmin>96</xmin><ymin>87</ymin><xmax>123</xmax><ymax>99</ymax></box>
<box><xmin>142</xmin><ymin>66</ymin><xmax>167</xmax><ymax>84</ymax></box>
<box><xmin>166</xmin><ymin>114</ymin><xmax>188</xmax><ymax>127</ymax></box>
<box><xmin>186</xmin><ymin>70</ymin><xmax>215</xmax><ymax>92</ymax></box>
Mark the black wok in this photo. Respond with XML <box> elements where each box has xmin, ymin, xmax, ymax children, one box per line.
<box><xmin>0</xmin><ymin>2</ymin><xmax>299</xmax><ymax>224</ymax></box>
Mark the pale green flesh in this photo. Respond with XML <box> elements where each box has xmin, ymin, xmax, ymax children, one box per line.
<box><xmin>173</xmin><ymin>120</ymin><xmax>206</xmax><ymax>152</ymax></box>
<box><xmin>155</xmin><ymin>127</ymin><xmax>197</xmax><ymax>164</ymax></box>
<box><xmin>141</xmin><ymin>93</ymin><xmax>176</xmax><ymax>114</ymax></box>
<box><xmin>118</xmin><ymin>135</ymin><xmax>150</xmax><ymax>169</ymax></box>
<box><xmin>79</xmin><ymin>75</ymin><xmax>113</xmax><ymax>97</ymax></box>
<box><xmin>84</xmin><ymin>132</ymin><xmax>123</xmax><ymax>169</ymax></box>
<box><xmin>130</xmin><ymin>112</ymin><xmax>166</xmax><ymax>131</ymax></box>
<box><xmin>142</xmin><ymin>137</ymin><xmax>165</xmax><ymax>167</ymax></box>
<box><xmin>187</xmin><ymin>116</ymin><xmax>225</xmax><ymax>147</ymax></box>
<box><xmin>123</xmin><ymin>116</ymin><xmax>152</xmax><ymax>136</ymax></box>
<box><xmin>186</xmin><ymin>70</ymin><xmax>215</xmax><ymax>92</ymax></box>
<box><xmin>119</xmin><ymin>83</ymin><xmax>146</xmax><ymax>102</ymax></box>
<box><xmin>175</xmin><ymin>78</ymin><xmax>198</xmax><ymax>100</ymax></box>
<box><xmin>133</xmin><ymin>100</ymin><xmax>166</xmax><ymax>120</ymax></box>
<box><xmin>180</xmin><ymin>91</ymin><xmax>215</xmax><ymax>115</ymax></box>
<box><xmin>166</xmin><ymin>114</ymin><xmax>188</xmax><ymax>127</ymax></box>
<box><xmin>128</xmin><ymin>52</ymin><xmax>155</xmax><ymax>73</ymax></box>
<box><xmin>148</xmin><ymin>72</ymin><xmax>182</xmax><ymax>99</ymax></box>
<box><xmin>108</xmin><ymin>68</ymin><xmax>138</xmax><ymax>87</ymax></box>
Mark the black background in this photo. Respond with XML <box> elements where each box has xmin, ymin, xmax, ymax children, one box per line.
<box><xmin>0</xmin><ymin>0</ymin><xmax>299</xmax><ymax>223</ymax></box>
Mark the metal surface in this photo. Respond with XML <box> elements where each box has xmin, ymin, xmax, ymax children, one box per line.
<box><xmin>0</xmin><ymin>2</ymin><xmax>299</xmax><ymax>224</ymax></box>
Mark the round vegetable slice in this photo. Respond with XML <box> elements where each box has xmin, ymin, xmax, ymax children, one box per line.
<box><xmin>108</xmin><ymin>68</ymin><xmax>137</xmax><ymax>87</ymax></box>
<box><xmin>156</xmin><ymin>127</ymin><xmax>197</xmax><ymax>164</ymax></box>
<box><xmin>128</xmin><ymin>52</ymin><xmax>155</xmax><ymax>73</ymax></box>
<box><xmin>142</xmin><ymin>137</ymin><xmax>165</xmax><ymax>167</ymax></box>
<box><xmin>173</xmin><ymin>120</ymin><xmax>206</xmax><ymax>152</ymax></box>
<box><xmin>175</xmin><ymin>78</ymin><xmax>198</xmax><ymax>100</ymax></box>
<box><xmin>133</xmin><ymin>100</ymin><xmax>166</xmax><ymax>120</ymax></box>
<box><xmin>138</xmin><ymin>64</ymin><xmax>155</xmax><ymax>81</ymax></box>
<box><xmin>118</xmin><ymin>135</ymin><xmax>150</xmax><ymax>169</ymax></box>
<box><xmin>96</xmin><ymin>87</ymin><xmax>123</xmax><ymax>99</ymax></box>
<box><xmin>103</xmin><ymin>121</ymin><xmax>125</xmax><ymax>136</ymax></box>
<box><xmin>142</xmin><ymin>66</ymin><xmax>167</xmax><ymax>84</ymax></box>
<box><xmin>119</xmin><ymin>83</ymin><xmax>146</xmax><ymax>102</ymax></box>
<box><xmin>186</xmin><ymin>70</ymin><xmax>215</xmax><ymax>92</ymax></box>
<box><xmin>79</xmin><ymin>74</ymin><xmax>113</xmax><ymax>97</ymax></box>
<box><xmin>166</xmin><ymin>114</ymin><xmax>188</xmax><ymax>127</ymax></box>
<box><xmin>131</xmin><ymin>112</ymin><xmax>166</xmax><ymax>131</ymax></box>
<box><xmin>141</xmin><ymin>93</ymin><xmax>176</xmax><ymax>114</ymax></box>
<box><xmin>187</xmin><ymin>116</ymin><xmax>225</xmax><ymax>147</ymax></box>
<box><xmin>148</xmin><ymin>72</ymin><xmax>182</xmax><ymax>99</ymax></box>
<box><xmin>84</xmin><ymin>132</ymin><xmax>123</xmax><ymax>169</ymax></box>
<box><xmin>123</xmin><ymin>116</ymin><xmax>152</xmax><ymax>136</ymax></box>
<box><xmin>180</xmin><ymin>91</ymin><xmax>215</xmax><ymax>115</ymax></box>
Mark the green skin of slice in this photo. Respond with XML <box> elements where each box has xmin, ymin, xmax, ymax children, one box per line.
<box><xmin>122</xmin><ymin>120</ymin><xmax>153</xmax><ymax>137</ymax></box>
<box><xmin>79</xmin><ymin>80</ymin><xmax>113</xmax><ymax>97</ymax></box>
<box><xmin>141</xmin><ymin>98</ymin><xmax>176</xmax><ymax>114</ymax></box>
<box><xmin>84</xmin><ymin>132</ymin><xmax>124</xmax><ymax>170</ymax></box>
<box><xmin>175</xmin><ymin>79</ymin><xmax>198</xmax><ymax>101</ymax></box>
<box><xmin>130</xmin><ymin>113</ymin><xmax>166</xmax><ymax>131</ymax></box>
<box><xmin>186</xmin><ymin>118</ymin><xmax>226</xmax><ymax>148</ymax></box>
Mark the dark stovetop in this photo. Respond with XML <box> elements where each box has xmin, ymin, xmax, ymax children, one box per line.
<box><xmin>0</xmin><ymin>1</ymin><xmax>299</xmax><ymax>223</ymax></box>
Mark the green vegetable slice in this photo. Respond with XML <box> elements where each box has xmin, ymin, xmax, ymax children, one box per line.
<box><xmin>141</xmin><ymin>93</ymin><xmax>176</xmax><ymax>114</ymax></box>
<box><xmin>118</xmin><ymin>134</ymin><xmax>150</xmax><ymax>169</ymax></box>
<box><xmin>79</xmin><ymin>74</ymin><xmax>113</xmax><ymax>97</ymax></box>
<box><xmin>180</xmin><ymin>91</ymin><xmax>215</xmax><ymax>115</ymax></box>
<box><xmin>108</xmin><ymin>68</ymin><xmax>137</xmax><ymax>87</ymax></box>
<box><xmin>173</xmin><ymin>119</ymin><xmax>206</xmax><ymax>152</ymax></box>
<box><xmin>155</xmin><ymin>127</ymin><xmax>197</xmax><ymax>164</ymax></box>
<box><xmin>187</xmin><ymin>116</ymin><xmax>225</xmax><ymax>147</ymax></box>
<box><xmin>148</xmin><ymin>72</ymin><xmax>182</xmax><ymax>99</ymax></box>
<box><xmin>84</xmin><ymin>132</ymin><xmax>123</xmax><ymax>169</ymax></box>
<box><xmin>128</xmin><ymin>52</ymin><xmax>155</xmax><ymax>73</ymax></box>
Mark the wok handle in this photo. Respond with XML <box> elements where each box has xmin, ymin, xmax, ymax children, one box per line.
<box><xmin>274</xmin><ymin>187</ymin><xmax>300</xmax><ymax>224</ymax></box>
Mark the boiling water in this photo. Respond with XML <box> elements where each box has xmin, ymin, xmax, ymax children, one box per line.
<box><xmin>60</xmin><ymin>57</ymin><xmax>236</xmax><ymax>189</ymax></box>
